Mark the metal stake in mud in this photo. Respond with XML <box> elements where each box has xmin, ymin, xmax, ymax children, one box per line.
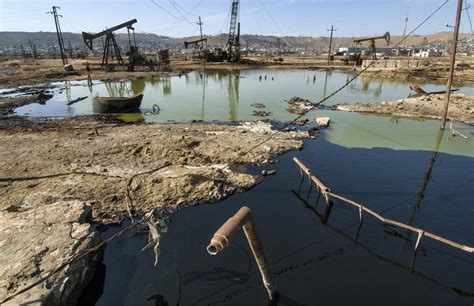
<box><xmin>206</xmin><ymin>206</ymin><xmax>278</xmax><ymax>301</ymax></box>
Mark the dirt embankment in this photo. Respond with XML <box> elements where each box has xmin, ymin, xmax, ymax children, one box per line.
<box><xmin>336</xmin><ymin>93</ymin><xmax>474</xmax><ymax>125</ymax></box>
<box><xmin>363</xmin><ymin>67</ymin><xmax>474</xmax><ymax>86</ymax></box>
<box><xmin>0</xmin><ymin>116</ymin><xmax>308</xmax><ymax>304</ymax></box>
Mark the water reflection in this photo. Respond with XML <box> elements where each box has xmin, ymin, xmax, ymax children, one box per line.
<box><xmin>228</xmin><ymin>70</ymin><xmax>240</xmax><ymax>122</ymax></box>
<box><xmin>290</xmin><ymin>190</ymin><xmax>474</xmax><ymax>298</ymax></box>
<box><xmin>131</xmin><ymin>79</ymin><xmax>146</xmax><ymax>95</ymax></box>
<box><xmin>410</xmin><ymin>130</ymin><xmax>444</xmax><ymax>225</ymax></box>
<box><xmin>104</xmin><ymin>81</ymin><xmax>131</xmax><ymax>98</ymax></box>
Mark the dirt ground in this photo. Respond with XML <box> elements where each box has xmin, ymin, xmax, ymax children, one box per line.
<box><xmin>336</xmin><ymin>92</ymin><xmax>474</xmax><ymax>125</ymax></box>
<box><xmin>0</xmin><ymin>113</ymin><xmax>309</xmax><ymax>304</ymax></box>
<box><xmin>2</xmin><ymin>55</ymin><xmax>474</xmax><ymax>89</ymax></box>
<box><xmin>0</xmin><ymin>116</ymin><xmax>307</xmax><ymax>222</ymax></box>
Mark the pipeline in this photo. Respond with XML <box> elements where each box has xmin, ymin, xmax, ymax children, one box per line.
<box><xmin>207</xmin><ymin>206</ymin><xmax>278</xmax><ymax>301</ymax></box>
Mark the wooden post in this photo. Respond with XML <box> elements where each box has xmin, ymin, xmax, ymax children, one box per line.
<box><xmin>441</xmin><ymin>0</ymin><xmax>463</xmax><ymax>130</ymax></box>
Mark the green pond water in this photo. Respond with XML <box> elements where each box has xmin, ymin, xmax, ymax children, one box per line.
<box><xmin>13</xmin><ymin>69</ymin><xmax>474</xmax><ymax>157</ymax></box>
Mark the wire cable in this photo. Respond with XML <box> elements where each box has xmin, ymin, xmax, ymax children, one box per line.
<box><xmin>150</xmin><ymin>0</ymin><xmax>188</xmax><ymax>23</ymax></box>
<box><xmin>169</xmin><ymin>0</ymin><xmax>199</xmax><ymax>17</ymax></box>
<box><xmin>218</xmin><ymin>0</ymin><xmax>449</xmax><ymax>172</ymax></box>
<box><xmin>168</xmin><ymin>0</ymin><xmax>196</xmax><ymax>25</ymax></box>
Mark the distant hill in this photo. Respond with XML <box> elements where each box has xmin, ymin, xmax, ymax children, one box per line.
<box><xmin>0</xmin><ymin>31</ymin><xmax>472</xmax><ymax>52</ymax></box>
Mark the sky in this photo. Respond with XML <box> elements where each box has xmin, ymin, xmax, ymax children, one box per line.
<box><xmin>0</xmin><ymin>0</ymin><xmax>473</xmax><ymax>38</ymax></box>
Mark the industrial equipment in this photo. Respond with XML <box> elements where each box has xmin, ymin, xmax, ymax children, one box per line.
<box><xmin>184</xmin><ymin>38</ymin><xmax>208</xmax><ymax>49</ymax></box>
<box><xmin>353</xmin><ymin>31</ymin><xmax>391</xmax><ymax>60</ymax></box>
<box><xmin>184</xmin><ymin>37</ymin><xmax>208</xmax><ymax>60</ymax></box>
<box><xmin>82</xmin><ymin>19</ymin><xmax>143</xmax><ymax>70</ymax></box>
<box><xmin>227</xmin><ymin>0</ymin><xmax>241</xmax><ymax>62</ymax></box>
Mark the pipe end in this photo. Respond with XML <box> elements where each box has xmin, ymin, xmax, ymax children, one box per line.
<box><xmin>207</xmin><ymin>244</ymin><xmax>219</xmax><ymax>255</ymax></box>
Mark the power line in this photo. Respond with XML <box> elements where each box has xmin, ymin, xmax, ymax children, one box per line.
<box><xmin>257</xmin><ymin>0</ymin><xmax>292</xmax><ymax>47</ymax></box>
<box><xmin>169</xmin><ymin>0</ymin><xmax>199</xmax><ymax>17</ymax></box>
<box><xmin>219</xmin><ymin>0</ymin><xmax>449</xmax><ymax>172</ymax></box>
<box><xmin>463</xmin><ymin>1</ymin><xmax>473</xmax><ymax>34</ymax></box>
<box><xmin>168</xmin><ymin>0</ymin><xmax>196</xmax><ymax>25</ymax></box>
<box><xmin>150</xmin><ymin>0</ymin><xmax>189</xmax><ymax>23</ymax></box>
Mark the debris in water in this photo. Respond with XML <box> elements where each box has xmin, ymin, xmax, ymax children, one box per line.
<box><xmin>314</xmin><ymin>117</ymin><xmax>331</xmax><ymax>128</ymax></box>
<box><xmin>261</xmin><ymin>170</ymin><xmax>276</xmax><ymax>176</ymax></box>
<box><xmin>66</xmin><ymin>96</ymin><xmax>88</xmax><ymax>105</ymax></box>
<box><xmin>286</xmin><ymin>97</ymin><xmax>314</xmax><ymax>115</ymax></box>
<box><xmin>251</xmin><ymin>102</ymin><xmax>266</xmax><ymax>108</ymax></box>
<box><xmin>253</xmin><ymin>110</ymin><xmax>271</xmax><ymax>117</ymax></box>
<box><xmin>142</xmin><ymin>209</ymin><xmax>169</xmax><ymax>266</ymax></box>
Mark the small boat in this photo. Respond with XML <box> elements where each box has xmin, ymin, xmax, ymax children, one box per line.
<box><xmin>93</xmin><ymin>93</ymin><xmax>143</xmax><ymax>113</ymax></box>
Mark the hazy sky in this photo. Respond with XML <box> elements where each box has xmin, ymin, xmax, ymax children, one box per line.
<box><xmin>0</xmin><ymin>0</ymin><xmax>472</xmax><ymax>37</ymax></box>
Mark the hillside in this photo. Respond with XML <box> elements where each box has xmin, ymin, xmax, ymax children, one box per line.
<box><xmin>1</xmin><ymin>31</ymin><xmax>472</xmax><ymax>52</ymax></box>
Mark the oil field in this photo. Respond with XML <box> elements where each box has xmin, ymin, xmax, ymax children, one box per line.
<box><xmin>0</xmin><ymin>0</ymin><xmax>474</xmax><ymax>305</ymax></box>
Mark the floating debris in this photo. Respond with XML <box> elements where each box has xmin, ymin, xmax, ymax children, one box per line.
<box><xmin>261</xmin><ymin>169</ymin><xmax>276</xmax><ymax>176</ymax></box>
<box><xmin>293</xmin><ymin>118</ymin><xmax>309</xmax><ymax>126</ymax></box>
<box><xmin>286</xmin><ymin>96</ymin><xmax>314</xmax><ymax>115</ymax></box>
<box><xmin>66</xmin><ymin>96</ymin><xmax>87</xmax><ymax>105</ymax></box>
<box><xmin>251</xmin><ymin>102</ymin><xmax>266</xmax><ymax>108</ymax></box>
<box><xmin>253</xmin><ymin>110</ymin><xmax>272</xmax><ymax>117</ymax></box>
<box><xmin>314</xmin><ymin>117</ymin><xmax>331</xmax><ymax>128</ymax></box>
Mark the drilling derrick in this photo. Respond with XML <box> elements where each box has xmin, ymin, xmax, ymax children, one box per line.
<box><xmin>227</xmin><ymin>0</ymin><xmax>240</xmax><ymax>62</ymax></box>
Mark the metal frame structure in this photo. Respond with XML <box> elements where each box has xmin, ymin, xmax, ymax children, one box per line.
<box><xmin>82</xmin><ymin>19</ymin><xmax>138</xmax><ymax>67</ymax></box>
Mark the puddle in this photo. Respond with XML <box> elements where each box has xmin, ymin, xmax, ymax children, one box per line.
<box><xmin>11</xmin><ymin>69</ymin><xmax>474</xmax><ymax>123</ymax></box>
<box><xmin>9</xmin><ymin>69</ymin><xmax>474</xmax><ymax>158</ymax></box>
<box><xmin>79</xmin><ymin>135</ymin><xmax>474</xmax><ymax>306</ymax></box>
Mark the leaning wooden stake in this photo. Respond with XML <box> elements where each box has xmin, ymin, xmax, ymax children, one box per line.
<box><xmin>207</xmin><ymin>206</ymin><xmax>277</xmax><ymax>300</ymax></box>
<box><xmin>441</xmin><ymin>0</ymin><xmax>463</xmax><ymax>130</ymax></box>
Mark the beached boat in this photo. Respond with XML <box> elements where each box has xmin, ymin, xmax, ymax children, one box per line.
<box><xmin>93</xmin><ymin>93</ymin><xmax>143</xmax><ymax>113</ymax></box>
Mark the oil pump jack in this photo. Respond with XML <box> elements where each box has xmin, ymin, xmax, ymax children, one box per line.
<box><xmin>82</xmin><ymin>19</ymin><xmax>143</xmax><ymax>70</ymax></box>
<box><xmin>353</xmin><ymin>31</ymin><xmax>391</xmax><ymax>61</ymax></box>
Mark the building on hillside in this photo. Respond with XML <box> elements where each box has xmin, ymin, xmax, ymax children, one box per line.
<box><xmin>413</xmin><ymin>49</ymin><xmax>441</xmax><ymax>58</ymax></box>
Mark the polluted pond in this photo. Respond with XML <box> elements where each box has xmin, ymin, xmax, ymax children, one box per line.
<box><xmin>1</xmin><ymin>69</ymin><xmax>473</xmax><ymax>305</ymax></box>
<box><xmin>79</xmin><ymin>131</ymin><xmax>474</xmax><ymax>306</ymax></box>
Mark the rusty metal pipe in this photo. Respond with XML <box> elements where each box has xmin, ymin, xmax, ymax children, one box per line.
<box><xmin>207</xmin><ymin>206</ymin><xmax>277</xmax><ymax>300</ymax></box>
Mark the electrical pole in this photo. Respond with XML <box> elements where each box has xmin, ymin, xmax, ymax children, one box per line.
<box><xmin>49</xmin><ymin>6</ymin><xmax>68</xmax><ymax>66</ymax></box>
<box><xmin>441</xmin><ymin>0</ymin><xmax>463</xmax><ymax>130</ymax></box>
<box><xmin>20</xmin><ymin>45</ymin><xmax>26</xmax><ymax>58</ymax></box>
<box><xmin>327</xmin><ymin>25</ymin><xmax>337</xmax><ymax>64</ymax></box>
<box><xmin>28</xmin><ymin>39</ymin><xmax>38</xmax><ymax>64</ymax></box>
<box><xmin>197</xmin><ymin>16</ymin><xmax>204</xmax><ymax>49</ymax></box>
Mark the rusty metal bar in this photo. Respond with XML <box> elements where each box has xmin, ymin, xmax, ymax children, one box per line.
<box><xmin>207</xmin><ymin>206</ymin><xmax>277</xmax><ymax>300</ymax></box>
<box><xmin>293</xmin><ymin>158</ymin><xmax>474</xmax><ymax>254</ymax></box>
<box><xmin>293</xmin><ymin>157</ymin><xmax>331</xmax><ymax>194</ymax></box>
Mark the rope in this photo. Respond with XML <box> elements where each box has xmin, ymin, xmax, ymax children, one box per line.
<box><xmin>218</xmin><ymin>0</ymin><xmax>449</xmax><ymax>172</ymax></box>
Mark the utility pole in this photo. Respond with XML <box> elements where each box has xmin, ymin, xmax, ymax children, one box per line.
<box><xmin>327</xmin><ymin>25</ymin><xmax>337</xmax><ymax>64</ymax></box>
<box><xmin>28</xmin><ymin>39</ymin><xmax>38</xmax><ymax>64</ymax></box>
<box><xmin>48</xmin><ymin>6</ymin><xmax>68</xmax><ymax>66</ymax></box>
<box><xmin>401</xmin><ymin>16</ymin><xmax>409</xmax><ymax>50</ymax></box>
<box><xmin>441</xmin><ymin>0</ymin><xmax>463</xmax><ymax>130</ymax></box>
<box><xmin>197</xmin><ymin>16</ymin><xmax>204</xmax><ymax>49</ymax></box>
<box><xmin>20</xmin><ymin>45</ymin><xmax>26</xmax><ymax>58</ymax></box>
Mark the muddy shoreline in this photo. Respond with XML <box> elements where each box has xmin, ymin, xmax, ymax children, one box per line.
<box><xmin>2</xmin><ymin>56</ymin><xmax>473</xmax><ymax>89</ymax></box>
<box><xmin>0</xmin><ymin>113</ymin><xmax>311</xmax><ymax>305</ymax></box>
<box><xmin>336</xmin><ymin>92</ymin><xmax>474</xmax><ymax>126</ymax></box>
